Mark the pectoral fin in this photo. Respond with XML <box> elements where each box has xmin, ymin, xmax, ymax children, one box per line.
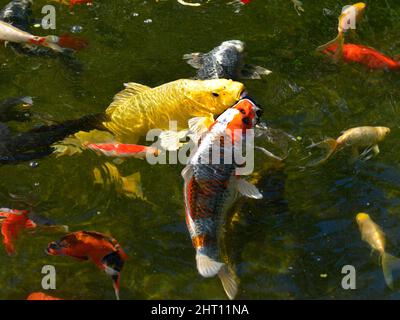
<box><xmin>188</xmin><ymin>116</ymin><xmax>213</xmax><ymax>141</ymax></box>
<box><xmin>241</xmin><ymin>64</ymin><xmax>272</xmax><ymax>79</ymax></box>
<box><xmin>236</xmin><ymin>179</ymin><xmax>263</xmax><ymax>199</ymax></box>
<box><xmin>372</xmin><ymin>145</ymin><xmax>380</xmax><ymax>155</ymax></box>
<box><xmin>159</xmin><ymin>129</ymin><xmax>188</xmax><ymax>151</ymax></box>
<box><xmin>183</xmin><ymin>52</ymin><xmax>204</xmax><ymax>69</ymax></box>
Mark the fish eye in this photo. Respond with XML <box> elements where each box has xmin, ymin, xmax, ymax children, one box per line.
<box><xmin>239</xmin><ymin>108</ymin><xmax>246</xmax><ymax>114</ymax></box>
<box><xmin>212</xmin><ymin>92</ymin><xmax>220</xmax><ymax>97</ymax></box>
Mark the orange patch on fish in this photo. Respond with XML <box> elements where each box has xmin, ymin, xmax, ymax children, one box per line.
<box><xmin>26</xmin><ymin>292</ymin><xmax>62</xmax><ymax>300</ymax></box>
<box><xmin>0</xmin><ymin>209</ymin><xmax>36</xmax><ymax>255</ymax></box>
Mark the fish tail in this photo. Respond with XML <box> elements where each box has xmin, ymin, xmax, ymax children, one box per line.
<box><xmin>316</xmin><ymin>33</ymin><xmax>343</xmax><ymax>56</ymax></box>
<box><xmin>42</xmin><ymin>36</ymin><xmax>64</xmax><ymax>53</ymax></box>
<box><xmin>307</xmin><ymin>138</ymin><xmax>338</xmax><ymax>167</ymax></box>
<box><xmin>196</xmin><ymin>252</ymin><xmax>224</xmax><ymax>278</ymax></box>
<box><xmin>57</xmin><ymin>33</ymin><xmax>89</xmax><ymax>51</ymax></box>
<box><xmin>381</xmin><ymin>252</ymin><xmax>400</xmax><ymax>289</ymax></box>
<box><xmin>218</xmin><ymin>265</ymin><xmax>238</xmax><ymax>300</ymax></box>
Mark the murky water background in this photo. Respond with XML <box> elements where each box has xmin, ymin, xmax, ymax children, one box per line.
<box><xmin>1</xmin><ymin>0</ymin><xmax>400</xmax><ymax>299</ymax></box>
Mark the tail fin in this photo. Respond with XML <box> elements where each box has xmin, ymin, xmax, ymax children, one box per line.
<box><xmin>218</xmin><ymin>265</ymin><xmax>238</xmax><ymax>300</ymax></box>
<box><xmin>307</xmin><ymin>138</ymin><xmax>338</xmax><ymax>167</ymax></box>
<box><xmin>57</xmin><ymin>34</ymin><xmax>89</xmax><ymax>51</ymax></box>
<box><xmin>316</xmin><ymin>33</ymin><xmax>344</xmax><ymax>61</ymax></box>
<box><xmin>42</xmin><ymin>36</ymin><xmax>64</xmax><ymax>53</ymax></box>
<box><xmin>196</xmin><ymin>252</ymin><xmax>224</xmax><ymax>278</ymax></box>
<box><xmin>382</xmin><ymin>252</ymin><xmax>400</xmax><ymax>289</ymax></box>
<box><xmin>0</xmin><ymin>113</ymin><xmax>105</xmax><ymax>165</ymax></box>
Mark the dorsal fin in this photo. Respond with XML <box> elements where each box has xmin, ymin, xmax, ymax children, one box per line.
<box><xmin>112</xmin><ymin>82</ymin><xmax>151</xmax><ymax>103</ymax></box>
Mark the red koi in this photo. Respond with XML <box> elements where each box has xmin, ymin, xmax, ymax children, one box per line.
<box><xmin>0</xmin><ymin>208</ymin><xmax>36</xmax><ymax>255</ymax></box>
<box><xmin>324</xmin><ymin>43</ymin><xmax>400</xmax><ymax>70</ymax></box>
<box><xmin>46</xmin><ymin>231</ymin><xmax>127</xmax><ymax>300</ymax></box>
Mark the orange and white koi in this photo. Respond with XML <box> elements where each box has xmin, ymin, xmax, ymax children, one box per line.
<box><xmin>0</xmin><ymin>20</ymin><xmax>64</xmax><ymax>52</ymax></box>
<box><xmin>182</xmin><ymin>98</ymin><xmax>263</xmax><ymax>300</ymax></box>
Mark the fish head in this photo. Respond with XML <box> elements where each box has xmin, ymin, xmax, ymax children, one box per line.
<box><xmin>223</xmin><ymin>98</ymin><xmax>261</xmax><ymax>131</ymax></box>
<box><xmin>356</xmin><ymin>212</ymin><xmax>370</xmax><ymax>225</ymax></box>
<box><xmin>376</xmin><ymin>126</ymin><xmax>391</xmax><ymax>140</ymax></box>
<box><xmin>220</xmin><ymin>40</ymin><xmax>245</xmax><ymax>53</ymax></box>
<box><xmin>101</xmin><ymin>251</ymin><xmax>127</xmax><ymax>300</ymax></box>
<box><xmin>46</xmin><ymin>233</ymin><xmax>86</xmax><ymax>258</ymax></box>
<box><xmin>187</xmin><ymin>79</ymin><xmax>245</xmax><ymax>115</ymax></box>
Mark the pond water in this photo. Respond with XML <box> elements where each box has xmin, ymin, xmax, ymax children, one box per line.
<box><xmin>1</xmin><ymin>0</ymin><xmax>400</xmax><ymax>300</ymax></box>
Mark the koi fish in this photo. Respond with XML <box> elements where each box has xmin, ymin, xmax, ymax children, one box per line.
<box><xmin>317</xmin><ymin>2</ymin><xmax>366</xmax><ymax>60</ymax></box>
<box><xmin>26</xmin><ymin>292</ymin><xmax>62</xmax><ymax>300</ymax></box>
<box><xmin>184</xmin><ymin>40</ymin><xmax>271</xmax><ymax>80</ymax></box>
<box><xmin>0</xmin><ymin>208</ymin><xmax>36</xmax><ymax>255</ymax></box>
<box><xmin>52</xmin><ymin>79</ymin><xmax>245</xmax><ymax>156</ymax></box>
<box><xmin>0</xmin><ymin>0</ymin><xmax>88</xmax><ymax>53</ymax></box>
<box><xmin>87</xmin><ymin>143</ymin><xmax>160</xmax><ymax>159</ymax></box>
<box><xmin>0</xmin><ymin>96</ymin><xmax>33</xmax><ymax>122</ymax></box>
<box><xmin>323</xmin><ymin>43</ymin><xmax>400</xmax><ymax>71</ymax></box>
<box><xmin>46</xmin><ymin>231</ymin><xmax>128</xmax><ymax>300</ymax></box>
<box><xmin>356</xmin><ymin>213</ymin><xmax>400</xmax><ymax>289</ymax></box>
<box><xmin>308</xmin><ymin>126</ymin><xmax>390</xmax><ymax>166</ymax></box>
<box><xmin>182</xmin><ymin>98</ymin><xmax>263</xmax><ymax>300</ymax></box>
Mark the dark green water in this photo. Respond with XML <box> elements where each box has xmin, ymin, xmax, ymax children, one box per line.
<box><xmin>1</xmin><ymin>0</ymin><xmax>400</xmax><ymax>300</ymax></box>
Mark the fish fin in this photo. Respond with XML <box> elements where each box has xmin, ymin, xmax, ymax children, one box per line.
<box><xmin>255</xmin><ymin>146</ymin><xmax>283</xmax><ymax>161</ymax></box>
<box><xmin>196</xmin><ymin>252</ymin><xmax>224</xmax><ymax>277</ymax></box>
<box><xmin>236</xmin><ymin>179</ymin><xmax>263</xmax><ymax>199</ymax></box>
<box><xmin>306</xmin><ymin>138</ymin><xmax>338</xmax><ymax>166</ymax></box>
<box><xmin>112</xmin><ymin>83</ymin><xmax>151</xmax><ymax>104</ymax></box>
<box><xmin>316</xmin><ymin>33</ymin><xmax>343</xmax><ymax>58</ymax></box>
<box><xmin>188</xmin><ymin>116</ymin><xmax>213</xmax><ymax>141</ymax></box>
<box><xmin>181</xmin><ymin>165</ymin><xmax>194</xmax><ymax>183</ymax></box>
<box><xmin>42</xmin><ymin>36</ymin><xmax>65</xmax><ymax>53</ymax></box>
<box><xmin>218</xmin><ymin>265</ymin><xmax>238</xmax><ymax>300</ymax></box>
<box><xmin>159</xmin><ymin>129</ymin><xmax>188</xmax><ymax>151</ymax></box>
<box><xmin>57</xmin><ymin>33</ymin><xmax>88</xmax><ymax>51</ymax></box>
<box><xmin>183</xmin><ymin>52</ymin><xmax>204</xmax><ymax>69</ymax></box>
<box><xmin>372</xmin><ymin>144</ymin><xmax>380</xmax><ymax>155</ymax></box>
<box><xmin>382</xmin><ymin>252</ymin><xmax>400</xmax><ymax>290</ymax></box>
<box><xmin>120</xmin><ymin>172</ymin><xmax>144</xmax><ymax>199</ymax></box>
<box><xmin>241</xmin><ymin>64</ymin><xmax>272</xmax><ymax>79</ymax></box>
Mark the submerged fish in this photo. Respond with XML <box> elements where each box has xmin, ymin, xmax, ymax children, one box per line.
<box><xmin>46</xmin><ymin>231</ymin><xmax>128</xmax><ymax>300</ymax></box>
<box><xmin>308</xmin><ymin>126</ymin><xmax>390</xmax><ymax>166</ymax></box>
<box><xmin>0</xmin><ymin>208</ymin><xmax>35</xmax><ymax>255</ymax></box>
<box><xmin>317</xmin><ymin>2</ymin><xmax>366</xmax><ymax>60</ymax></box>
<box><xmin>93</xmin><ymin>162</ymin><xmax>145</xmax><ymax>200</ymax></box>
<box><xmin>184</xmin><ymin>40</ymin><xmax>271</xmax><ymax>80</ymax></box>
<box><xmin>182</xmin><ymin>98</ymin><xmax>263</xmax><ymax>300</ymax></box>
<box><xmin>356</xmin><ymin>213</ymin><xmax>400</xmax><ymax>289</ymax></box>
<box><xmin>0</xmin><ymin>96</ymin><xmax>33</xmax><ymax>121</ymax></box>
<box><xmin>323</xmin><ymin>43</ymin><xmax>400</xmax><ymax>71</ymax></box>
<box><xmin>26</xmin><ymin>292</ymin><xmax>62</xmax><ymax>300</ymax></box>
